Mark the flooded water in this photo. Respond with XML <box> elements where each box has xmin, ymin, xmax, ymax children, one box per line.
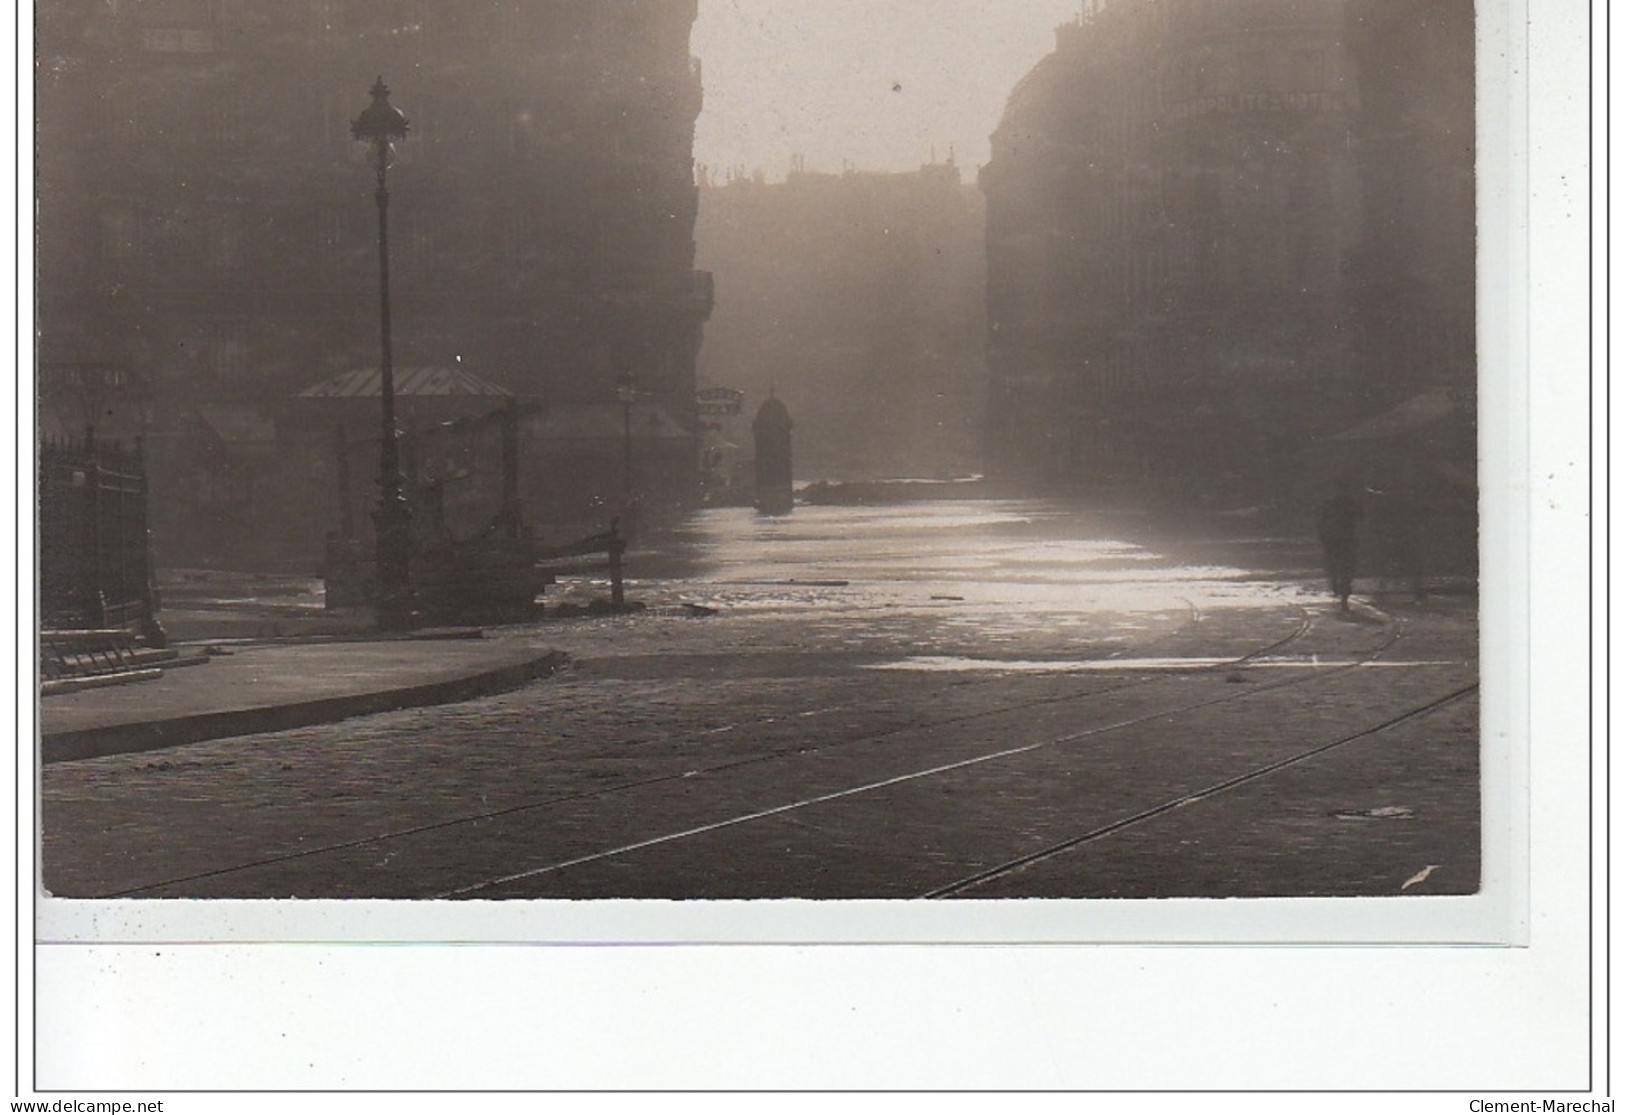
<box><xmin>646</xmin><ymin>500</ymin><xmax>1315</xmax><ymax>607</ymax></box>
<box><xmin>154</xmin><ymin>498</ymin><xmax>1327</xmax><ymax>654</ymax></box>
<box><xmin>593</xmin><ymin>500</ymin><xmax>1325</xmax><ymax>662</ymax></box>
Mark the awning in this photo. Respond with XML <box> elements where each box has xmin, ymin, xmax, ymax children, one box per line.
<box><xmin>296</xmin><ymin>366</ymin><xmax>515</xmax><ymax>400</ymax></box>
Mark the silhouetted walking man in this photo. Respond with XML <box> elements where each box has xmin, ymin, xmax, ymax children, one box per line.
<box><xmin>1317</xmin><ymin>480</ymin><xmax>1363</xmax><ymax>613</ymax></box>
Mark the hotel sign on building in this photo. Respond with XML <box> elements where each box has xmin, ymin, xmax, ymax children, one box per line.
<box><xmin>696</xmin><ymin>387</ymin><xmax>746</xmax><ymax>418</ymax></box>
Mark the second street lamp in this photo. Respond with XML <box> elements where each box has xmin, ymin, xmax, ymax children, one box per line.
<box><xmin>351</xmin><ymin>76</ymin><xmax>412</xmax><ymax>630</ymax></box>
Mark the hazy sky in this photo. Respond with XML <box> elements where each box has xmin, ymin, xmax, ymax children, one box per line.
<box><xmin>691</xmin><ymin>0</ymin><xmax>1084</xmax><ymax>181</ymax></box>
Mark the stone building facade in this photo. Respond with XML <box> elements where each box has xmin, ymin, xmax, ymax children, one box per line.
<box><xmin>981</xmin><ymin>0</ymin><xmax>1472</xmax><ymax>511</ymax></box>
<box><xmin>1344</xmin><ymin>0</ymin><xmax>1476</xmax><ymax>417</ymax></box>
<box><xmin>37</xmin><ymin>0</ymin><xmax>711</xmax><ymax>565</ymax></box>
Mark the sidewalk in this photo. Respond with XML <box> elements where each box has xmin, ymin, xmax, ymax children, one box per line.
<box><xmin>39</xmin><ymin>634</ymin><xmax>566</xmax><ymax>764</ymax></box>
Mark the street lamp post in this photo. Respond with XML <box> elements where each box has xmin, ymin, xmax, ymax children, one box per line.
<box><xmin>351</xmin><ymin>77</ymin><xmax>412</xmax><ymax>630</ymax></box>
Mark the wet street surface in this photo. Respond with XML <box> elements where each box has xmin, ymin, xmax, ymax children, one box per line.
<box><xmin>41</xmin><ymin>500</ymin><xmax>1479</xmax><ymax>900</ymax></box>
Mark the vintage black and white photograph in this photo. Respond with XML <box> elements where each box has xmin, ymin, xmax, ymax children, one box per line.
<box><xmin>36</xmin><ymin>0</ymin><xmax>1483</xmax><ymax>906</ymax></box>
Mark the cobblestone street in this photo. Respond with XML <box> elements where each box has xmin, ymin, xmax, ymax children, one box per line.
<box><xmin>40</xmin><ymin>502</ymin><xmax>1479</xmax><ymax>901</ymax></box>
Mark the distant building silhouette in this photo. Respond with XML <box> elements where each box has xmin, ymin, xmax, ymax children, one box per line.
<box><xmin>696</xmin><ymin>162</ymin><xmax>986</xmax><ymax>482</ymax></box>
<box><xmin>1338</xmin><ymin>0</ymin><xmax>1478</xmax><ymax>583</ymax></box>
<box><xmin>37</xmin><ymin>0</ymin><xmax>712</xmax><ymax>566</ymax></box>
<box><xmin>1344</xmin><ymin>0</ymin><xmax>1477</xmax><ymax>418</ymax></box>
<box><xmin>980</xmin><ymin>0</ymin><xmax>1474</xmax><ymax>512</ymax></box>
<box><xmin>752</xmin><ymin>394</ymin><xmax>794</xmax><ymax>516</ymax></box>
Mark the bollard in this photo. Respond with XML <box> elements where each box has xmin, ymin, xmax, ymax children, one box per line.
<box><xmin>609</xmin><ymin>533</ymin><xmax>625</xmax><ymax>609</ymax></box>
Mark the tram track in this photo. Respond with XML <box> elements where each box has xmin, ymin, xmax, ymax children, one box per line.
<box><xmin>436</xmin><ymin>605</ymin><xmax>1405</xmax><ymax>899</ymax></box>
<box><xmin>102</xmin><ymin>600</ymin><xmax>1329</xmax><ymax>899</ymax></box>
<box><xmin>920</xmin><ymin>680</ymin><xmax>1479</xmax><ymax>898</ymax></box>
